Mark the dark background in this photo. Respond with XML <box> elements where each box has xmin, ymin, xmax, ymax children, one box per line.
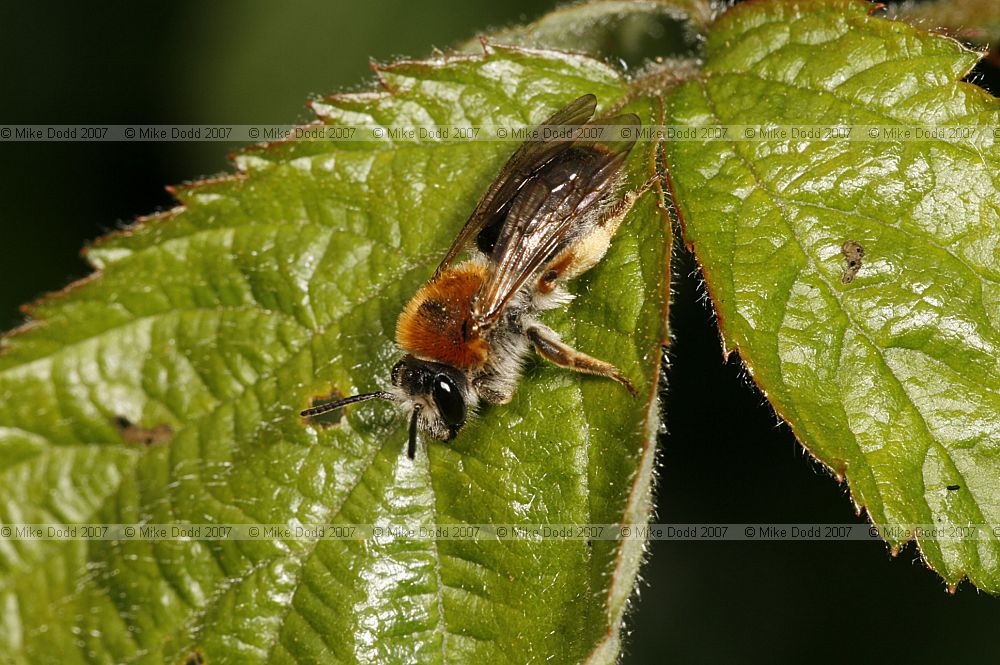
<box><xmin>2</xmin><ymin>2</ymin><xmax>998</xmax><ymax>663</ymax></box>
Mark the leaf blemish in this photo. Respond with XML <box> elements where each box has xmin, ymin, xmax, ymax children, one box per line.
<box><xmin>114</xmin><ymin>416</ymin><xmax>173</xmax><ymax>445</ymax></box>
<box><xmin>840</xmin><ymin>240</ymin><xmax>865</xmax><ymax>284</ymax></box>
<box><xmin>303</xmin><ymin>389</ymin><xmax>347</xmax><ymax>428</ymax></box>
<box><xmin>182</xmin><ymin>650</ymin><xmax>205</xmax><ymax>665</ymax></box>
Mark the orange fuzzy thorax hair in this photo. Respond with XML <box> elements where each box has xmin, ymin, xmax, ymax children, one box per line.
<box><xmin>396</xmin><ymin>262</ymin><xmax>489</xmax><ymax>370</ymax></box>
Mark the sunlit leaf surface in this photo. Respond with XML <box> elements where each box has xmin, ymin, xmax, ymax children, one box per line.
<box><xmin>0</xmin><ymin>47</ymin><xmax>670</xmax><ymax>663</ymax></box>
<box><xmin>664</xmin><ymin>0</ymin><xmax>1000</xmax><ymax>591</ymax></box>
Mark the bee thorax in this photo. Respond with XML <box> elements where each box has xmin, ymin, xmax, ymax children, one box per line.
<box><xmin>396</xmin><ymin>262</ymin><xmax>490</xmax><ymax>370</ymax></box>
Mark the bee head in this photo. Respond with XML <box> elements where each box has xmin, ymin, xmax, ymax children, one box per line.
<box><xmin>299</xmin><ymin>356</ymin><xmax>471</xmax><ymax>460</ymax></box>
<box><xmin>391</xmin><ymin>355</ymin><xmax>470</xmax><ymax>445</ymax></box>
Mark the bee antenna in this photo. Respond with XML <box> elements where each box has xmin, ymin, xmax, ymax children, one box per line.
<box><xmin>300</xmin><ymin>391</ymin><xmax>395</xmax><ymax>417</ymax></box>
<box><xmin>407</xmin><ymin>404</ymin><xmax>422</xmax><ymax>460</ymax></box>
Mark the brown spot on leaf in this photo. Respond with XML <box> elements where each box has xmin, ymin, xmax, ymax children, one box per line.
<box><xmin>114</xmin><ymin>416</ymin><xmax>173</xmax><ymax>445</ymax></box>
<box><xmin>305</xmin><ymin>388</ymin><xmax>346</xmax><ymax>427</ymax></box>
<box><xmin>183</xmin><ymin>650</ymin><xmax>205</xmax><ymax>665</ymax></box>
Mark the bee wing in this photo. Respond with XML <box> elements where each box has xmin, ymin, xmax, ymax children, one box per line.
<box><xmin>473</xmin><ymin>112</ymin><xmax>641</xmax><ymax>328</ymax></box>
<box><xmin>433</xmin><ymin>94</ymin><xmax>598</xmax><ymax>277</ymax></box>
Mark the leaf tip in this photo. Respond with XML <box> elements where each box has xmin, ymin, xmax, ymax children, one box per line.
<box><xmin>478</xmin><ymin>34</ymin><xmax>493</xmax><ymax>55</ymax></box>
<box><xmin>0</xmin><ymin>318</ymin><xmax>44</xmax><ymax>357</ymax></box>
<box><xmin>15</xmin><ymin>270</ymin><xmax>104</xmax><ymax>322</ymax></box>
<box><xmin>369</xmin><ymin>58</ymin><xmax>394</xmax><ymax>92</ymax></box>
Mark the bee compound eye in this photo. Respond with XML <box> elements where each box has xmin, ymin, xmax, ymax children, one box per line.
<box><xmin>391</xmin><ymin>359</ymin><xmax>406</xmax><ymax>385</ymax></box>
<box><xmin>432</xmin><ymin>375</ymin><xmax>466</xmax><ymax>428</ymax></box>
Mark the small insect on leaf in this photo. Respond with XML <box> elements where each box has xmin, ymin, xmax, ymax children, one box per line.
<box><xmin>841</xmin><ymin>240</ymin><xmax>865</xmax><ymax>284</ymax></box>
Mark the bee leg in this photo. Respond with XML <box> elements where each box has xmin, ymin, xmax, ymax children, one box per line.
<box><xmin>526</xmin><ymin>324</ymin><xmax>636</xmax><ymax>396</ymax></box>
<box><xmin>472</xmin><ymin>372</ymin><xmax>516</xmax><ymax>404</ymax></box>
<box><xmin>596</xmin><ymin>175</ymin><xmax>658</xmax><ymax>232</ymax></box>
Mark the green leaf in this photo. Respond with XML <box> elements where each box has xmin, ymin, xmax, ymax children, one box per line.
<box><xmin>0</xmin><ymin>47</ymin><xmax>669</xmax><ymax>662</ymax></box>
<box><xmin>663</xmin><ymin>0</ymin><xmax>1000</xmax><ymax>590</ymax></box>
<box><xmin>458</xmin><ymin>0</ymin><xmax>713</xmax><ymax>61</ymax></box>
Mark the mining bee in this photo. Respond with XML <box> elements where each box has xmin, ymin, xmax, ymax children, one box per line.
<box><xmin>301</xmin><ymin>94</ymin><xmax>655</xmax><ymax>458</ymax></box>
